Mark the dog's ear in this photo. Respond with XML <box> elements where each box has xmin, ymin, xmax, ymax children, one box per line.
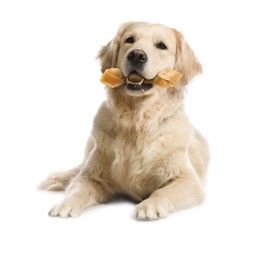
<box><xmin>98</xmin><ymin>39</ymin><xmax>119</xmax><ymax>73</ymax></box>
<box><xmin>97</xmin><ymin>22</ymin><xmax>132</xmax><ymax>72</ymax></box>
<box><xmin>173</xmin><ymin>29</ymin><xmax>202</xmax><ymax>86</ymax></box>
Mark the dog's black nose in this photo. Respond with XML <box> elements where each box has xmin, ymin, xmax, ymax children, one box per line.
<box><xmin>127</xmin><ymin>49</ymin><xmax>148</xmax><ymax>66</ymax></box>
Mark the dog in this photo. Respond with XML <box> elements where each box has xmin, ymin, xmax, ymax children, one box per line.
<box><xmin>39</xmin><ymin>22</ymin><xmax>210</xmax><ymax>220</ymax></box>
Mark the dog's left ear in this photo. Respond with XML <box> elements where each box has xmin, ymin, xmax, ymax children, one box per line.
<box><xmin>98</xmin><ymin>22</ymin><xmax>132</xmax><ymax>72</ymax></box>
<box><xmin>173</xmin><ymin>29</ymin><xmax>202</xmax><ymax>86</ymax></box>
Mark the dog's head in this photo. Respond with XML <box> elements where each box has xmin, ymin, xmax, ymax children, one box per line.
<box><xmin>98</xmin><ymin>22</ymin><xmax>202</xmax><ymax>97</ymax></box>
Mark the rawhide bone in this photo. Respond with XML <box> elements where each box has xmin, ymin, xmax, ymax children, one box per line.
<box><xmin>100</xmin><ymin>68</ymin><xmax>125</xmax><ymax>88</ymax></box>
<box><xmin>100</xmin><ymin>67</ymin><xmax>183</xmax><ymax>88</ymax></box>
<box><xmin>154</xmin><ymin>67</ymin><xmax>183</xmax><ymax>88</ymax></box>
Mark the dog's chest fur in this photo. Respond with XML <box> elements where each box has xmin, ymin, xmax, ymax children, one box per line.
<box><xmin>111</xmin><ymin>105</ymin><xmax>180</xmax><ymax>201</ymax></box>
<box><xmin>93</xmin><ymin>99</ymin><xmax>184</xmax><ymax>201</ymax></box>
<box><xmin>110</xmin><ymin>127</ymin><xmax>172</xmax><ymax>201</ymax></box>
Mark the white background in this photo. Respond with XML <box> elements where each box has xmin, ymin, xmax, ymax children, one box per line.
<box><xmin>0</xmin><ymin>0</ymin><xmax>260</xmax><ymax>259</ymax></box>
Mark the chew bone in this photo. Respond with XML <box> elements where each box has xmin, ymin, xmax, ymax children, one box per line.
<box><xmin>154</xmin><ymin>68</ymin><xmax>183</xmax><ymax>88</ymax></box>
<box><xmin>100</xmin><ymin>68</ymin><xmax>125</xmax><ymax>88</ymax></box>
<box><xmin>127</xmin><ymin>73</ymin><xmax>144</xmax><ymax>84</ymax></box>
<box><xmin>100</xmin><ymin>67</ymin><xmax>183</xmax><ymax>88</ymax></box>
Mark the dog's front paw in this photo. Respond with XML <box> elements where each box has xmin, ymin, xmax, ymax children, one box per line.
<box><xmin>136</xmin><ymin>197</ymin><xmax>173</xmax><ymax>220</ymax></box>
<box><xmin>49</xmin><ymin>199</ymin><xmax>84</xmax><ymax>218</ymax></box>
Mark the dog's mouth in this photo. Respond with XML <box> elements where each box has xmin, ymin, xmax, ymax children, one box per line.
<box><xmin>126</xmin><ymin>72</ymin><xmax>153</xmax><ymax>92</ymax></box>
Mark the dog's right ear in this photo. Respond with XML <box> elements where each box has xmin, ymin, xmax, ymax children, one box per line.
<box><xmin>97</xmin><ymin>22</ymin><xmax>132</xmax><ymax>72</ymax></box>
<box><xmin>97</xmin><ymin>39</ymin><xmax>119</xmax><ymax>73</ymax></box>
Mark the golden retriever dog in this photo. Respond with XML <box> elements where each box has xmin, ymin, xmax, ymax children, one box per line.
<box><xmin>39</xmin><ymin>22</ymin><xmax>210</xmax><ymax>220</ymax></box>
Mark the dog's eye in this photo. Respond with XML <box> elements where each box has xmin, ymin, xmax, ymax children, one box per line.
<box><xmin>125</xmin><ymin>36</ymin><xmax>135</xmax><ymax>44</ymax></box>
<box><xmin>156</xmin><ymin>42</ymin><xmax>167</xmax><ymax>50</ymax></box>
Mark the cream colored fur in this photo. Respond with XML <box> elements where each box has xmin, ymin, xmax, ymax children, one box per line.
<box><xmin>39</xmin><ymin>22</ymin><xmax>210</xmax><ymax>220</ymax></box>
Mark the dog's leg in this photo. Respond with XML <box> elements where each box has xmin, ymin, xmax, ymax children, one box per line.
<box><xmin>136</xmin><ymin>163</ymin><xmax>204</xmax><ymax>220</ymax></box>
<box><xmin>48</xmin><ymin>174</ymin><xmax>112</xmax><ymax>218</ymax></box>
<box><xmin>48</xmin><ymin>139</ymin><xmax>115</xmax><ymax>218</ymax></box>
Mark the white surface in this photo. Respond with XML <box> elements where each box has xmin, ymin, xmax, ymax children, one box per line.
<box><xmin>0</xmin><ymin>0</ymin><xmax>260</xmax><ymax>259</ymax></box>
